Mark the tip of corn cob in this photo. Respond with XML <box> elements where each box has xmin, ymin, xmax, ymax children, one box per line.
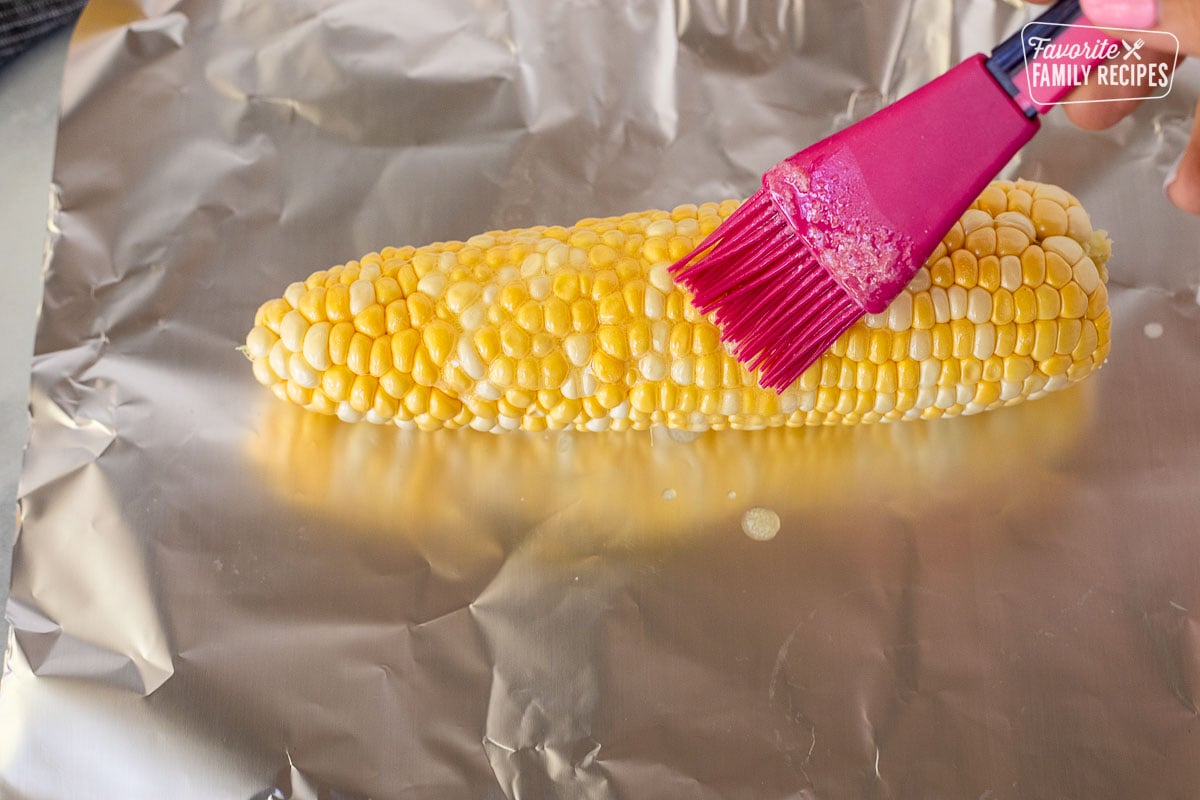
<box><xmin>244</xmin><ymin>180</ymin><xmax>1112</xmax><ymax>433</ymax></box>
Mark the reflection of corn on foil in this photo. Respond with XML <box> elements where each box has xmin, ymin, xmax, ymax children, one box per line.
<box><xmin>244</xmin><ymin>180</ymin><xmax>1111</xmax><ymax>433</ymax></box>
<box><xmin>248</xmin><ymin>383</ymin><xmax>1095</xmax><ymax>552</ymax></box>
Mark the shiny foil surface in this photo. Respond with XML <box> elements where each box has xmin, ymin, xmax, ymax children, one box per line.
<box><xmin>3</xmin><ymin>1</ymin><xmax>1200</xmax><ymax>797</ymax></box>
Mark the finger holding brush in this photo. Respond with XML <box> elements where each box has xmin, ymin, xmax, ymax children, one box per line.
<box><xmin>1029</xmin><ymin>0</ymin><xmax>1200</xmax><ymax>213</ymax></box>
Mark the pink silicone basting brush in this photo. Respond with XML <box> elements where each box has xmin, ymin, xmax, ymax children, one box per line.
<box><xmin>671</xmin><ymin>0</ymin><xmax>1119</xmax><ymax>391</ymax></box>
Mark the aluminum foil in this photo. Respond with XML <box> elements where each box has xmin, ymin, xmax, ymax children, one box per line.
<box><xmin>4</xmin><ymin>0</ymin><xmax>1200</xmax><ymax>797</ymax></box>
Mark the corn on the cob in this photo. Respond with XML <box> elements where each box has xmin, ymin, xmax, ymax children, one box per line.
<box><xmin>244</xmin><ymin>179</ymin><xmax>1111</xmax><ymax>433</ymax></box>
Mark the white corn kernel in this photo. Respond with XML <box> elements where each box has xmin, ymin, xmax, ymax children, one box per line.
<box><xmin>269</xmin><ymin>340</ymin><xmax>290</xmax><ymax>380</ymax></box>
<box><xmin>966</xmin><ymin>287</ymin><xmax>992</xmax><ymax>324</ymax></box>
<box><xmin>529</xmin><ymin>275</ymin><xmax>550</xmax><ymax>300</ymax></box>
<box><xmin>919</xmin><ymin>359</ymin><xmax>940</xmax><ymax>387</ymax></box>
<box><xmin>284</xmin><ymin>281</ymin><xmax>307</xmax><ymax>308</ymax></box>
<box><xmin>639</xmin><ymin>353</ymin><xmax>667</xmax><ymax>381</ymax></box>
<box><xmin>670</xmin><ymin>356</ymin><xmax>695</xmax><ymax>386</ymax></box>
<box><xmin>302</xmin><ymin>321</ymin><xmax>332</xmax><ymax>371</ymax></box>
<box><xmin>909</xmin><ymin>329</ymin><xmax>932</xmax><ymax>361</ymax></box>
<box><xmin>280</xmin><ymin>310</ymin><xmax>309</xmax><ymax>352</ymax></box>
<box><xmin>646</xmin><ymin>219</ymin><xmax>675</xmax><ymax>238</ymax></box>
<box><xmin>931</xmin><ymin>287</ymin><xmax>950</xmax><ymax>323</ymax></box>
<box><xmin>458</xmin><ymin>336</ymin><xmax>486</xmax><ymax>380</ymax></box>
<box><xmin>349</xmin><ymin>279</ymin><xmax>377</xmax><ymax>315</ymax></box>
<box><xmin>948</xmin><ymin>286</ymin><xmax>968</xmax><ymax>319</ymax></box>
<box><xmin>907</xmin><ymin>269</ymin><xmax>931</xmax><ymax>292</ymax></box>
<box><xmin>417</xmin><ymin>273</ymin><xmax>447</xmax><ymax>299</ymax></box>
<box><xmin>246</xmin><ymin>325</ymin><xmax>278</xmax><ymax>359</ymax></box>
<box><xmin>337</xmin><ymin>402</ymin><xmax>363</xmax><ymax>423</ymax></box>
<box><xmin>973</xmin><ymin>322</ymin><xmax>996</xmax><ymax>360</ymax></box>
<box><xmin>886</xmin><ymin>292</ymin><xmax>913</xmax><ymax>330</ymax></box>
<box><xmin>644</xmin><ymin>287</ymin><xmax>666</xmax><ymax>319</ymax></box>
<box><xmin>648</xmin><ymin>264</ymin><xmax>674</xmax><ymax>293</ymax></box>
<box><xmin>564</xmin><ymin>334</ymin><xmax>591</xmax><ymax>367</ymax></box>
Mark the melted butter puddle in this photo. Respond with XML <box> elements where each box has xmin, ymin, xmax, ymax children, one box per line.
<box><xmin>741</xmin><ymin>507</ymin><xmax>781</xmax><ymax>541</ymax></box>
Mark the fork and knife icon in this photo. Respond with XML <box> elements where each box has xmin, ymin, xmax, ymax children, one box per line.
<box><xmin>1122</xmin><ymin>38</ymin><xmax>1146</xmax><ymax>61</ymax></box>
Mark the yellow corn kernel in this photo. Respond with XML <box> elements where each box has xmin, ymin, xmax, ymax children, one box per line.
<box><xmin>385</xmin><ymin>300</ymin><xmax>410</xmax><ymax>333</ymax></box>
<box><xmin>489</xmin><ymin>355</ymin><xmax>516</xmax><ymax>389</ymax></box>
<box><xmin>1032</xmin><ymin>198</ymin><xmax>1069</xmax><ymax>237</ymax></box>
<box><xmin>516</xmin><ymin>300</ymin><xmax>544</xmax><ymax>332</ymax></box>
<box><xmin>390</xmin><ymin>328</ymin><xmax>420</xmax><ymax>372</ymax></box>
<box><xmin>541</xmin><ymin>351</ymin><xmax>569</xmax><ymax>389</ymax></box>
<box><xmin>354</xmin><ymin>304</ymin><xmax>386</xmax><ymax>338</ymax></box>
<box><xmin>407</xmin><ymin>293</ymin><xmax>436</xmax><ymax>327</ymax></box>
<box><xmin>692</xmin><ymin>323</ymin><xmax>721</xmax><ymax>356</ymax></box>
<box><xmin>1035</xmin><ymin>284</ymin><xmax>1061</xmax><ymax>320</ymax></box>
<box><xmin>929</xmin><ymin>257</ymin><xmax>954</xmax><ymax>288</ymax></box>
<box><xmin>500</xmin><ymin>322</ymin><xmax>531</xmax><ymax>359</ymax></box>
<box><xmin>1060</xmin><ymin>282</ymin><xmax>1087</xmax><ymax>319</ymax></box>
<box><xmin>1013</xmin><ymin>286</ymin><xmax>1037</xmax><ymax>324</ymax></box>
<box><xmin>592</xmin><ymin>351</ymin><xmax>625</xmax><ymax>384</ymax></box>
<box><xmin>952</xmin><ymin>249</ymin><xmax>979</xmax><ymax>288</ymax></box>
<box><xmin>325</xmin><ymin>284</ymin><xmax>352</xmax><ymax>322</ymax></box>
<box><xmin>543</xmin><ymin>297</ymin><xmax>571</xmax><ymax>337</ymax></box>
<box><xmin>571</xmin><ymin>299</ymin><xmax>597</xmax><ymax>333</ymax></box>
<box><xmin>368</xmin><ymin>336</ymin><xmax>392</xmax><ymax>377</ymax></box>
<box><xmin>597</xmin><ymin>325</ymin><xmax>629</xmax><ymax>360</ymax></box>
<box><xmin>347</xmin><ymin>333</ymin><xmax>373</xmax><ymax>376</ymax></box>
<box><xmin>866</xmin><ymin>330</ymin><xmax>891</xmax><ymax>365</ymax></box>
<box><xmin>1021</xmin><ymin>247</ymin><xmax>1046</xmax><ymax>287</ymax></box>
<box><xmin>516</xmin><ymin>357</ymin><xmax>539</xmax><ymax>391</ymax></box>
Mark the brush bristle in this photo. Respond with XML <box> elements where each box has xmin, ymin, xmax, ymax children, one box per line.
<box><xmin>671</xmin><ymin>190</ymin><xmax>863</xmax><ymax>391</ymax></box>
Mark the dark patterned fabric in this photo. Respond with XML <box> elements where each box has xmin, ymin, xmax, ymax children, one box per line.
<box><xmin>0</xmin><ymin>0</ymin><xmax>87</xmax><ymax>68</ymax></box>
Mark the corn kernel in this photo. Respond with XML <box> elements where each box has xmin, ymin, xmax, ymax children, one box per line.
<box><xmin>930</xmin><ymin>256</ymin><xmax>954</xmax><ymax>287</ymax></box>
<box><xmin>597</xmin><ymin>325</ymin><xmax>629</xmax><ymax>359</ymax></box>
<box><xmin>489</xmin><ymin>355</ymin><xmax>516</xmax><ymax>388</ymax></box>
<box><xmin>571</xmin><ymin>299</ymin><xmax>597</xmax><ymax>332</ymax></box>
<box><xmin>1013</xmin><ymin>286</ymin><xmax>1037</xmax><ymax>324</ymax></box>
<box><xmin>1014</xmin><ymin>323</ymin><xmax>1036</xmax><ymax>356</ymax></box>
<box><xmin>407</xmin><ymin>293</ymin><xmax>436</xmax><ymax>327</ymax></box>
<box><xmin>1035</xmin><ymin>284</ymin><xmax>1061</xmax><ymax>320</ymax></box>
<box><xmin>368</xmin><ymin>336</ymin><xmax>392</xmax><ymax>377</ymax></box>
<box><xmin>1056</xmin><ymin>318</ymin><xmax>1082</xmax><ymax>355</ymax></box>
<box><xmin>354</xmin><ymin>304</ymin><xmax>386</xmax><ymax>338</ymax></box>
<box><xmin>543</xmin><ymin>297</ymin><xmax>571</xmax><ymax>336</ymax></box>
<box><xmin>1021</xmin><ymin>247</ymin><xmax>1046</xmax><ymax>287</ymax></box>
<box><xmin>500</xmin><ymin>322</ymin><xmax>532</xmax><ymax>358</ymax></box>
<box><xmin>385</xmin><ymin>300</ymin><xmax>410</xmax><ymax>333</ymax></box>
<box><xmin>592</xmin><ymin>351</ymin><xmax>625</xmax><ymax>384</ymax></box>
<box><xmin>325</xmin><ymin>284</ymin><xmax>352</xmax><ymax>322</ymax></box>
<box><xmin>595</xmin><ymin>382</ymin><xmax>625</xmax><ymax>409</ymax></box>
<box><xmin>951</xmin><ymin>319</ymin><xmax>974</xmax><ymax>358</ymax></box>
<box><xmin>1060</xmin><ymin>282</ymin><xmax>1087</xmax><ymax>319</ymax></box>
<box><xmin>1031</xmin><ymin>198</ymin><xmax>1069</xmax><ymax>237</ymax></box>
<box><xmin>1032</xmin><ymin>320</ymin><xmax>1058</xmax><ymax>361</ymax></box>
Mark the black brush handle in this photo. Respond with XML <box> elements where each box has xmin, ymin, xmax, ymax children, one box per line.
<box><xmin>985</xmin><ymin>0</ymin><xmax>1115</xmax><ymax>116</ymax></box>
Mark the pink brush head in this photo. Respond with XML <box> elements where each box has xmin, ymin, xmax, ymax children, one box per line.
<box><xmin>672</xmin><ymin>54</ymin><xmax>1040</xmax><ymax>391</ymax></box>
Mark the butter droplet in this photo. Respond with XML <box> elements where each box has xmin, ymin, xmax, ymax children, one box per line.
<box><xmin>741</xmin><ymin>507</ymin><xmax>781</xmax><ymax>541</ymax></box>
<box><xmin>662</xmin><ymin>488</ymin><xmax>677</xmax><ymax>501</ymax></box>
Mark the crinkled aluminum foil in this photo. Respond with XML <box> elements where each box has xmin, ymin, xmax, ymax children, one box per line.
<box><xmin>3</xmin><ymin>1</ymin><xmax>1200</xmax><ymax>797</ymax></box>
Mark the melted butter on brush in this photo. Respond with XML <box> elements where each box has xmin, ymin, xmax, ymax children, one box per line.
<box><xmin>764</xmin><ymin>149</ymin><xmax>917</xmax><ymax>314</ymax></box>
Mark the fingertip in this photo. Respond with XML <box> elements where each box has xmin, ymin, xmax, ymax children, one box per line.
<box><xmin>1062</xmin><ymin>97</ymin><xmax>1139</xmax><ymax>131</ymax></box>
<box><xmin>1166</xmin><ymin>174</ymin><xmax>1200</xmax><ymax>215</ymax></box>
<box><xmin>1080</xmin><ymin>0</ymin><xmax>1159</xmax><ymax>29</ymax></box>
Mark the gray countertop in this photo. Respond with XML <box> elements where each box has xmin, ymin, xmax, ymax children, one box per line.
<box><xmin>0</xmin><ymin>29</ymin><xmax>72</xmax><ymax>655</ymax></box>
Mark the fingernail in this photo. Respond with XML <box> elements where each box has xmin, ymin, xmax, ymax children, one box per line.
<box><xmin>1164</xmin><ymin>150</ymin><xmax>1183</xmax><ymax>193</ymax></box>
<box><xmin>1081</xmin><ymin>0</ymin><xmax>1158</xmax><ymax>28</ymax></box>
